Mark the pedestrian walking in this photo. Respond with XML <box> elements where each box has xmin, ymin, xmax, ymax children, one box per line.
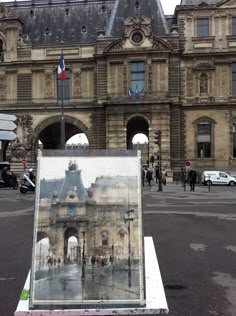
<box><xmin>188</xmin><ymin>169</ymin><xmax>197</xmax><ymax>192</ymax></box>
<box><xmin>142</xmin><ymin>168</ymin><xmax>145</xmax><ymax>187</ymax></box>
<box><xmin>146</xmin><ymin>168</ymin><xmax>153</xmax><ymax>186</ymax></box>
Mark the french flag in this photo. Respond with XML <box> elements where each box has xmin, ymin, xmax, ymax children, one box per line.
<box><xmin>58</xmin><ymin>53</ymin><xmax>66</xmax><ymax>80</ymax></box>
<box><xmin>128</xmin><ymin>88</ymin><xmax>133</xmax><ymax>99</ymax></box>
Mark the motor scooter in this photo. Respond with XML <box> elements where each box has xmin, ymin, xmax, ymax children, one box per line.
<box><xmin>0</xmin><ymin>170</ymin><xmax>18</xmax><ymax>189</ymax></box>
<box><xmin>20</xmin><ymin>172</ymin><xmax>35</xmax><ymax>193</ymax></box>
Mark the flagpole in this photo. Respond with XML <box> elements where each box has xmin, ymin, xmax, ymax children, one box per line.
<box><xmin>60</xmin><ymin>42</ymin><xmax>65</xmax><ymax>150</ymax></box>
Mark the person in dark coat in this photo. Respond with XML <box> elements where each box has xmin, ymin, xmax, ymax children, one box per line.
<box><xmin>188</xmin><ymin>169</ymin><xmax>197</xmax><ymax>192</ymax></box>
<box><xmin>142</xmin><ymin>168</ymin><xmax>145</xmax><ymax>187</ymax></box>
<box><xmin>146</xmin><ymin>169</ymin><xmax>153</xmax><ymax>186</ymax></box>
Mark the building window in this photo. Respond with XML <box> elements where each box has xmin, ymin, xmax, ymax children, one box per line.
<box><xmin>232</xmin><ymin>17</ymin><xmax>236</xmax><ymax>35</ymax></box>
<box><xmin>232</xmin><ymin>64</ymin><xmax>236</xmax><ymax>96</ymax></box>
<box><xmin>101</xmin><ymin>232</ymin><xmax>108</xmax><ymax>246</ymax></box>
<box><xmin>233</xmin><ymin>123</ymin><xmax>236</xmax><ymax>158</ymax></box>
<box><xmin>197</xmin><ymin>18</ymin><xmax>209</xmax><ymax>37</ymax></box>
<box><xmin>197</xmin><ymin>122</ymin><xmax>211</xmax><ymax>158</ymax></box>
<box><xmin>130</xmin><ymin>61</ymin><xmax>144</xmax><ymax>93</ymax></box>
<box><xmin>57</xmin><ymin>69</ymin><xmax>70</xmax><ymax>101</ymax></box>
<box><xmin>68</xmin><ymin>206</ymin><xmax>76</xmax><ymax>217</ymax></box>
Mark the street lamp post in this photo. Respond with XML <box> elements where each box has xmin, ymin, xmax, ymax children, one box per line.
<box><xmin>124</xmin><ymin>209</ymin><xmax>134</xmax><ymax>288</ymax></box>
<box><xmin>81</xmin><ymin>231</ymin><xmax>86</xmax><ymax>279</ymax></box>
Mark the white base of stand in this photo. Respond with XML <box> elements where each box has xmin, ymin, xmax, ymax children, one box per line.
<box><xmin>14</xmin><ymin>237</ymin><xmax>169</xmax><ymax>315</ymax></box>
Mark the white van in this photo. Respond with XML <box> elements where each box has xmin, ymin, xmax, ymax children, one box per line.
<box><xmin>201</xmin><ymin>171</ymin><xmax>236</xmax><ymax>186</ymax></box>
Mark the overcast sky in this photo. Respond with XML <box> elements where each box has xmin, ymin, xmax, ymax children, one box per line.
<box><xmin>161</xmin><ymin>0</ymin><xmax>181</xmax><ymax>15</ymax></box>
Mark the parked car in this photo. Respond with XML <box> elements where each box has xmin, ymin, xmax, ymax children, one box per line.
<box><xmin>201</xmin><ymin>171</ymin><xmax>236</xmax><ymax>186</ymax></box>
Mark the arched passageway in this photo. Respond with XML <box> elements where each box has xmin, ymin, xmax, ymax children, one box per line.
<box><xmin>64</xmin><ymin>227</ymin><xmax>79</xmax><ymax>263</ymax></box>
<box><xmin>126</xmin><ymin>116</ymin><xmax>149</xmax><ymax>163</ymax></box>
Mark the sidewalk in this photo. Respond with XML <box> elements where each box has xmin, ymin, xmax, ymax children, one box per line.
<box><xmin>143</xmin><ymin>181</ymin><xmax>224</xmax><ymax>195</ymax></box>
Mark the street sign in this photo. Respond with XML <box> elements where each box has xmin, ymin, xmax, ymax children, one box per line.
<box><xmin>0</xmin><ymin>113</ymin><xmax>17</xmax><ymax>140</ymax></box>
<box><xmin>0</xmin><ymin>131</ymin><xmax>16</xmax><ymax>140</ymax></box>
<box><xmin>185</xmin><ymin>160</ymin><xmax>192</xmax><ymax>168</ymax></box>
<box><xmin>0</xmin><ymin>120</ymin><xmax>17</xmax><ymax>131</ymax></box>
<box><xmin>0</xmin><ymin>113</ymin><xmax>16</xmax><ymax>121</ymax></box>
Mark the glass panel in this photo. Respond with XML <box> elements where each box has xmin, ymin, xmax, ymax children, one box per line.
<box><xmin>130</xmin><ymin>62</ymin><xmax>145</xmax><ymax>93</ymax></box>
<box><xmin>30</xmin><ymin>151</ymin><xmax>145</xmax><ymax>309</ymax></box>
<box><xmin>219</xmin><ymin>172</ymin><xmax>227</xmax><ymax>178</ymax></box>
<box><xmin>197</xmin><ymin>18</ymin><xmax>209</xmax><ymax>37</ymax></box>
<box><xmin>68</xmin><ymin>206</ymin><xmax>76</xmax><ymax>217</ymax></box>
<box><xmin>232</xmin><ymin>17</ymin><xmax>236</xmax><ymax>35</ymax></box>
<box><xmin>198</xmin><ymin>142</ymin><xmax>211</xmax><ymax>158</ymax></box>
<box><xmin>57</xmin><ymin>69</ymin><xmax>70</xmax><ymax>101</ymax></box>
<box><xmin>198</xmin><ymin>122</ymin><xmax>211</xmax><ymax>134</ymax></box>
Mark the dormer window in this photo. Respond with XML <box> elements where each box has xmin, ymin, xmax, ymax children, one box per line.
<box><xmin>81</xmin><ymin>25</ymin><xmax>87</xmax><ymax>33</ymax></box>
<box><xmin>135</xmin><ymin>1</ymin><xmax>140</xmax><ymax>9</ymax></box>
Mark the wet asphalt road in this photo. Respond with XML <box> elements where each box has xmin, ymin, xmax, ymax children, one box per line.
<box><xmin>0</xmin><ymin>182</ymin><xmax>236</xmax><ymax>315</ymax></box>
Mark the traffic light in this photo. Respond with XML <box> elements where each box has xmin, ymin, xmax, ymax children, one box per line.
<box><xmin>154</xmin><ymin>130</ymin><xmax>161</xmax><ymax>145</ymax></box>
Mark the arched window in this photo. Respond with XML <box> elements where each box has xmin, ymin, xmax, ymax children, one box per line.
<box><xmin>197</xmin><ymin>121</ymin><xmax>212</xmax><ymax>158</ymax></box>
<box><xmin>233</xmin><ymin>122</ymin><xmax>236</xmax><ymax>158</ymax></box>
<box><xmin>101</xmin><ymin>232</ymin><xmax>108</xmax><ymax>246</ymax></box>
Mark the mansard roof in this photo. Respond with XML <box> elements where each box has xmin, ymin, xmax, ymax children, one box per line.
<box><xmin>3</xmin><ymin>0</ymin><xmax>169</xmax><ymax>47</ymax></box>
<box><xmin>180</xmin><ymin>0</ymin><xmax>220</xmax><ymax>5</ymax></box>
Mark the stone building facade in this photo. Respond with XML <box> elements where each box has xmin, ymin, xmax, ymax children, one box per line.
<box><xmin>0</xmin><ymin>0</ymin><xmax>235</xmax><ymax>173</ymax></box>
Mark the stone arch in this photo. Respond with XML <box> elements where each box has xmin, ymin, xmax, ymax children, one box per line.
<box><xmin>126</xmin><ymin>114</ymin><xmax>150</xmax><ymax>149</ymax></box>
<box><xmin>31</xmin><ymin>114</ymin><xmax>92</xmax><ymax>152</ymax></box>
<box><xmin>192</xmin><ymin>116</ymin><xmax>216</xmax><ymax>125</ymax></box>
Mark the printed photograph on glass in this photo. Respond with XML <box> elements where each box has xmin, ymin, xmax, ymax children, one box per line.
<box><xmin>30</xmin><ymin>152</ymin><xmax>145</xmax><ymax>309</ymax></box>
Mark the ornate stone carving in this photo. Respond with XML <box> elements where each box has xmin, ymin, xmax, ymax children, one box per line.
<box><xmin>45</xmin><ymin>73</ymin><xmax>53</xmax><ymax>98</ymax></box>
<box><xmin>123</xmin><ymin>16</ymin><xmax>151</xmax><ymax>38</ymax></box>
<box><xmin>193</xmin><ymin>63</ymin><xmax>215</xmax><ymax>71</ymax></box>
<box><xmin>11</xmin><ymin>114</ymin><xmax>33</xmax><ymax>159</ymax></box>
<box><xmin>17</xmin><ymin>31</ymin><xmax>31</xmax><ymax>46</ymax></box>
<box><xmin>0</xmin><ymin>5</ymin><xmax>15</xmax><ymax>19</ymax></box>
<box><xmin>73</xmin><ymin>71</ymin><xmax>82</xmax><ymax>97</ymax></box>
<box><xmin>152</xmin><ymin>38</ymin><xmax>171</xmax><ymax>51</ymax></box>
<box><xmin>0</xmin><ymin>74</ymin><xmax>6</xmax><ymax>100</ymax></box>
<box><xmin>108</xmin><ymin>40</ymin><xmax>123</xmax><ymax>52</ymax></box>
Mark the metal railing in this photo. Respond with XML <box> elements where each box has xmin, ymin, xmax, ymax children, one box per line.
<box><xmin>0</xmin><ymin>91</ymin><xmax>170</xmax><ymax>107</ymax></box>
<box><xmin>107</xmin><ymin>91</ymin><xmax>169</xmax><ymax>101</ymax></box>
